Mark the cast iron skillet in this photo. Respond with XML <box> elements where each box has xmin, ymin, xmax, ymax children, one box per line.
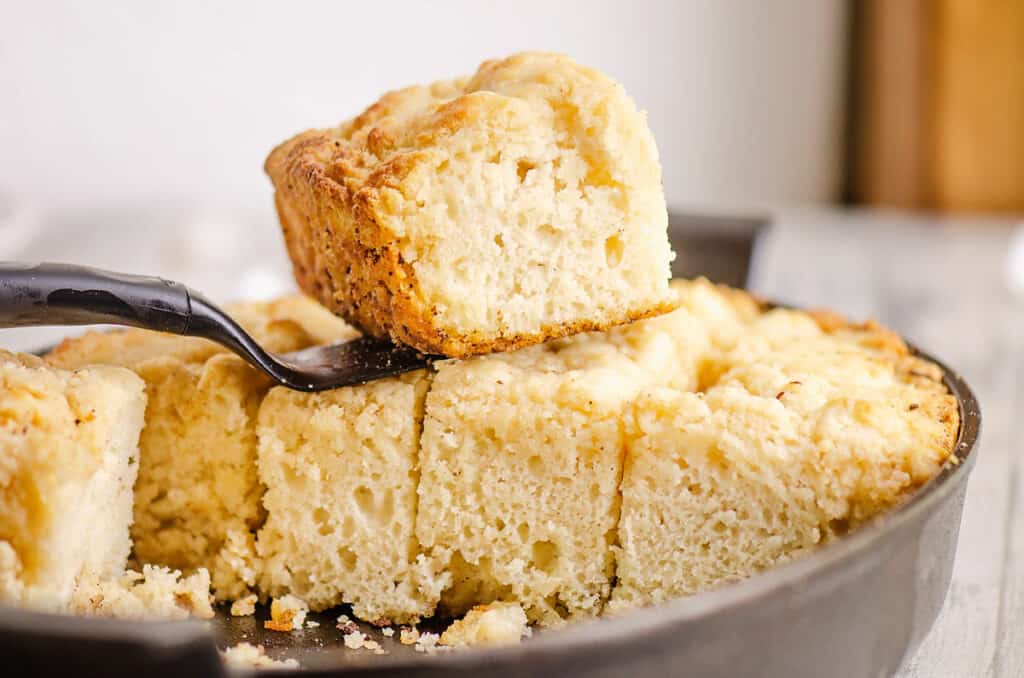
<box><xmin>0</xmin><ymin>353</ymin><xmax>979</xmax><ymax>678</ymax></box>
<box><xmin>0</xmin><ymin>216</ymin><xmax>981</xmax><ymax>677</ymax></box>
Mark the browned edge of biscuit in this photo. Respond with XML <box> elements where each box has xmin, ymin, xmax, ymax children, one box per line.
<box><xmin>806</xmin><ymin>308</ymin><xmax>961</xmax><ymax>470</ymax></box>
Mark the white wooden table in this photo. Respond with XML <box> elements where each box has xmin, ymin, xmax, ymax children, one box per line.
<box><xmin>752</xmin><ymin>209</ymin><xmax>1020</xmax><ymax>678</ymax></box>
<box><xmin>0</xmin><ymin>205</ymin><xmax>1016</xmax><ymax>676</ymax></box>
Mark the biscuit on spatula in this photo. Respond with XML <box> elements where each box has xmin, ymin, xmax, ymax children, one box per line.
<box><xmin>266</xmin><ymin>51</ymin><xmax>675</xmax><ymax>357</ymax></box>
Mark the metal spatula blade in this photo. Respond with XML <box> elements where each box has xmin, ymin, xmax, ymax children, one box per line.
<box><xmin>272</xmin><ymin>336</ymin><xmax>434</xmax><ymax>391</ymax></box>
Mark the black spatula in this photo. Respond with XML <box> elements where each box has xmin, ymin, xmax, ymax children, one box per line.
<box><xmin>0</xmin><ymin>262</ymin><xmax>435</xmax><ymax>391</ymax></box>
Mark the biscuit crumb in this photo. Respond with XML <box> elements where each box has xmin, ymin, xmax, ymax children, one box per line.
<box><xmin>221</xmin><ymin>642</ymin><xmax>299</xmax><ymax>670</ymax></box>
<box><xmin>342</xmin><ymin>629</ymin><xmax>387</xmax><ymax>654</ymax></box>
<box><xmin>71</xmin><ymin>565</ymin><xmax>214</xmax><ymax>620</ymax></box>
<box><xmin>414</xmin><ymin>632</ymin><xmax>447</xmax><ymax>653</ymax></box>
<box><xmin>337</xmin><ymin>620</ymin><xmax>359</xmax><ymax>635</ymax></box>
<box><xmin>439</xmin><ymin>602</ymin><xmax>531</xmax><ymax>647</ymax></box>
<box><xmin>264</xmin><ymin>594</ymin><xmax>308</xmax><ymax>632</ymax></box>
<box><xmin>230</xmin><ymin>594</ymin><xmax>257</xmax><ymax>617</ymax></box>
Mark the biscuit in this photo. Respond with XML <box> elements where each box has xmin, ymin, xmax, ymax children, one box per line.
<box><xmin>609</xmin><ymin>305</ymin><xmax>959</xmax><ymax>609</ymax></box>
<box><xmin>266</xmin><ymin>51</ymin><xmax>675</xmax><ymax>357</ymax></box>
<box><xmin>256</xmin><ymin>370</ymin><xmax>444</xmax><ymax>623</ymax></box>
<box><xmin>0</xmin><ymin>350</ymin><xmax>146</xmax><ymax>611</ymax></box>
<box><xmin>46</xmin><ymin>296</ymin><xmax>356</xmax><ymax>600</ymax></box>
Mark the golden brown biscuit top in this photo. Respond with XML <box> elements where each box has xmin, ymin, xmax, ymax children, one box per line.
<box><xmin>266</xmin><ymin>52</ymin><xmax>660</xmax><ymax>233</ymax></box>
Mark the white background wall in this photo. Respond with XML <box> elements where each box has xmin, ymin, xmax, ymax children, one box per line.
<box><xmin>0</xmin><ymin>1</ymin><xmax>849</xmax><ymax>214</ymax></box>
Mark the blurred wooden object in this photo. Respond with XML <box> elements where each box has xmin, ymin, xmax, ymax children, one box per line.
<box><xmin>851</xmin><ymin>0</ymin><xmax>1024</xmax><ymax>213</ymax></box>
<box><xmin>933</xmin><ymin>0</ymin><xmax>1024</xmax><ymax>212</ymax></box>
<box><xmin>850</xmin><ymin>0</ymin><xmax>932</xmax><ymax>208</ymax></box>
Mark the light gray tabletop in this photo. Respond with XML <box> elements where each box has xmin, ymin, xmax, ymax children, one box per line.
<box><xmin>0</xmin><ymin>205</ymin><xmax>1016</xmax><ymax>676</ymax></box>
<box><xmin>752</xmin><ymin>209</ymin><xmax>1020</xmax><ymax>678</ymax></box>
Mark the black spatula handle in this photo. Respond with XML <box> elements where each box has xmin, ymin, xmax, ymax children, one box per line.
<box><xmin>0</xmin><ymin>261</ymin><xmax>434</xmax><ymax>392</ymax></box>
<box><xmin>0</xmin><ymin>261</ymin><xmax>296</xmax><ymax>386</ymax></box>
<box><xmin>0</xmin><ymin>261</ymin><xmax>199</xmax><ymax>332</ymax></box>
